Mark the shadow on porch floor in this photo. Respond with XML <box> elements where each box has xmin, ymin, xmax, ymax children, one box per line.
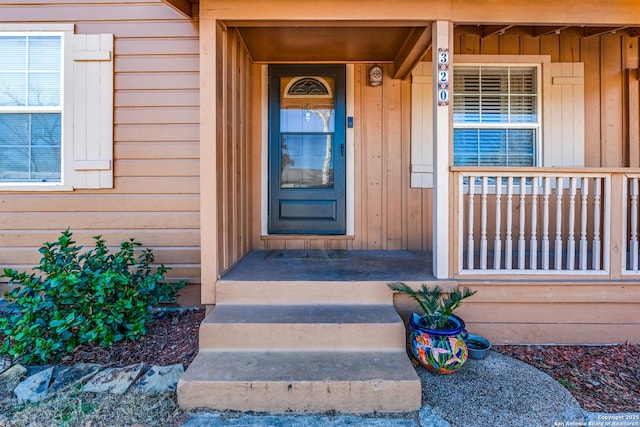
<box><xmin>220</xmin><ymin>250</ymin><xmax>435</xmax><ymax>282</ymax></box>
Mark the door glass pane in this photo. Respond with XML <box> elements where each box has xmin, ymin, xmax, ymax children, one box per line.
<box><xmin>279</xmin><ymin>76</ymin><xmax>335</xmax><ymax>189</ymax></box>
<box><xmin>281</xmin><ymin>133</ymin><xmax>333</xmax><ymax>188</ymax></box>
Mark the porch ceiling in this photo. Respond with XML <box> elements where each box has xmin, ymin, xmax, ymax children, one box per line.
<box><xmin>234</xmin><ymin>23</ymin><xmax>432</xmax><ymax>79</ymax></box>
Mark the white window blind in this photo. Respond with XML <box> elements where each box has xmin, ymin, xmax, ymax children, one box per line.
<box><xmin>453</xmin><ymin>65</ymin><xmax>540</xmax><ymax>167</ymax></box>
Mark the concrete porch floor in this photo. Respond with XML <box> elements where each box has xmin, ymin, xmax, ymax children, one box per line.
<box><xmin>220</xmin><ymin>250</ymin><xmax>435</xmax><ymax>282</ymax></box>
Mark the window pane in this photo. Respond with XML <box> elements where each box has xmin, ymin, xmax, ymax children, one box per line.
<box><xmin>28</xmin><ymin>72</ymin><xmax>60</xmax><ymax>106</ymax></box>
<box><xmin>0</xmin><ymin>113</ymin><xmax>61</xmax><ymax>182</ymax></box>
<box><xmin>28</xmin><ymin>36</ymin><xmax>61</xmax><ymax>71</ymax></box>
<box><xmin>481</xmin><ymin>96</ymin><xmax>508</xmax><ymax>123</ymax></box>
<box><xmin>510</xmin><ymin>67</ymin><xmax>537</xmax><ymax>94</ymax></box>
<box><xmin>0</xmin><ymin>36</ymin><xmax>27</xmax><ymax>71</ymax></box>
<box><xmin>507</xmin><ymin>129</ymin><xmax>535</xmax><ymax>166</ymax></box>
<box><xmin>480</xmin><ymin>67</ymin><xmax>508</xmax><ymax>93</ymax></box>
<box><xmin>453</xmin><ymin>95</ymin><xmax>479</xmax><ymax>122</ymax></box>
<box><xmin>453</xmin><ymin>129</ymin><xmax>479</xmax><ymax>166</ymax></box>
<box><xmin>510</xmin><ymin>95</ymin><xmax>537</xmax><ymax>123</ymax></box>
<box><xmin>478</xmin><ymin>129</ymin><xmax>507</xmax><ymax>166</ymax></box>
<box><xmin>281</xmin><ymin>133</ymin><xmax>334</xmax><ymax>189</ymax></box>
<box><xmin>0</xmin><ymin>73</ymin><xmax>26</xmax><ymax>106</ymax></box>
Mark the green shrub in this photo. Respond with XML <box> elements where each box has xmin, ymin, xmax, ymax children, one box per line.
<box><xmin>0</xmin><ymin>229</ymin><xmax>186</xmax><ymax>364</ymax></box>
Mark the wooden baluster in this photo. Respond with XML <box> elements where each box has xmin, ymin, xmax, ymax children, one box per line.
<box><xmin>567</xmin><ymin>177</ymin><xmax>577</xmax><ymax>270</ymax></box>
<box><xmin>631</xmin><ymin>178</ymin><xmax>639</xmax><ymax>271</ymax></box>
<box><xmin>467</xmin><ymin>176</ymin><xmax>475</xmax><ymax>270</ymax></box>
<box><xmin>494</xmin><ymin>176</ymin><xmax>502</xmax><ymax>270</ymax></box>
<box><xmin>480</xmin><ymin>176</ymin><xmax>488</xmax><ymax>270</ymax></box>
<box><xmin>593</xmin><ymin>178</ymin><xmax>602</xmax><ymax>270</ymax></box>
<box><xmin>518</xmin><ymin>177</ymin><xmax>526</xmax><ymax>270</ymax></box>
<box><xmin>542</xmin><ymin>177</ymin><xmax>551</xmax><ymax>270</ymax></box>
<box><xmin>555</xmin><ymin>176</ymin><xmax>564</xmax><ymax>270</ymax></box>
<box><xmin>529</xmin><ymin>177</ymin><xmax>538</xmax><ymax>269</ymax></box>
<box><xmin>505</xmin><ymin>176</ymin><xmax>514</xmax><ymax>270</ymax></box>
<box><xmin>579</xmin><ymin>177</ymin><xmax>589</xmax><ymax>270</ymax></box>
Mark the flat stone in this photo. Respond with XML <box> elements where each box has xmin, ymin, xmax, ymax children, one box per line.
<box><xmin>133</xmin><ymin>364</ymin><xmax>184</xmax><ymax>393</ymax></box>
<box><xmin>83</xmin><ymin>363</ymin><xmax>146</xmax><ymax>394</ymax></box>
<box><xmin>0</xmin><ymin>364</ymin><xmax>27</xmax><ymax>396</ymax></box>
<box><xmin>14</xmin><ymin>366</ymin><xmax>54</xmax><ymax>403</ymax></box>
<box><xmin>47</xmin><ymin>363</ymin><xmax>103</xmax><ymax>395</ymax></box>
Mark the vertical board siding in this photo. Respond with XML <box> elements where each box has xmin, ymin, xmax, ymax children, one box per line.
<box><xmin>216</xmin><ymin>28</ymin><xmax>253</xmax><ymax>274</ymax></box>
<box><xmin>0</xmin><ymin>1</ymin><xmax>201</xmax><ymax>298</ymax></box>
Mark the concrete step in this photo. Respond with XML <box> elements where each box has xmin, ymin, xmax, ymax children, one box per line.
<box><xmin>198</xmin><ymin>304</ymin><xmax>407</xmax><ymax>351</ymax></box>
<box><xmin>215</xmin><ymin>280</ymin><xmax>405</xmax><ymax>305</ymax></box>
<box><xmin>177</xmin><ymin>350</ymin><xmax>421</xmax><ymax>413</ymax></box>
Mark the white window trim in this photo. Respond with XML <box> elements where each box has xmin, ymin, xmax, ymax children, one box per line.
<box><xmin>0</xmin><ymin>24</ymin><xmax>74</xmax><ymax>190</ymax></box>
<box><xmin>454</xmin><ymin>55</ymin><xmax>551</xmax><ymax>169</ymax></box>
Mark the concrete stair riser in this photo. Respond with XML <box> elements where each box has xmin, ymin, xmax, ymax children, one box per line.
<box><xmin>215</xmin><ymin>281</ymin><xmax>406</xmax><ymax>305</ymax></box>
<box><xmin>178</xmin><ymin>280</ymin><xmax>422</xmax><ymax>413</ymax></box>
<box><xmin>177</xmin><ymin>351</ymin><xmax>422</xmax><ymax>413</ymax></box>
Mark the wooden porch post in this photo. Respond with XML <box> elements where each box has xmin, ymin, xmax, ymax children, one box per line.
<box><xmin>199</xmin><ymin>14</ymin><xmax>220</xmax><ymax>305</ymax></box>
<box><xmin>432</xmin><ymin>20</ymin><xmax>453</xmax><ymax>279</ymax></box>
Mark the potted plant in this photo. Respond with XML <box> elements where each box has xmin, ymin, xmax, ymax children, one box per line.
<box><xmin>388</xmin><ymin>282</ymin><xmax>477</xmax><ymax>374</ymax></box>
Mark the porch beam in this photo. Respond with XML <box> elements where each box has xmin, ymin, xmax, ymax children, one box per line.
<box><xmin>161</xmin><ymin>0</ymin><xmax>194</xmax><ymax>19</ymax></box>
<box><xmin>531</xmin><ymin>26</ymin><xmax>571</xmax><ymax>37</ymax></box>
<box><xmin>582</xmin><ymin>26</ymin><xmax>630</xmax><ymax>38</ymax></box>
<box><xmin>393</xmin><ymin>26</ymin><xmax>432</xmax><ymax>80</ymax></box>
<box><xmin>432</xmin><ymin>20</ymin><xmax>453</xmax><ymax>279</ymax></box>
<box><xmin>481</xmin><ymin>25</ymin><xmax>513</xmax><ymax>37</ymax></box>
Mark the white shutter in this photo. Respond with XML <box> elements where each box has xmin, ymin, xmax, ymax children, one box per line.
<box><xmin>546</xmin><ymin>62</ymin><xmax>585</xmax><ymax>167</ymax></box>
<box><xmin>69</xmin><ymin>33</ymin><xmax>114</xmax><ymax>189</ymax></box>
<box><xmin>411</xmin><ymin>62</ymin><xmax>433</xmax><ymax>188</ymax></box>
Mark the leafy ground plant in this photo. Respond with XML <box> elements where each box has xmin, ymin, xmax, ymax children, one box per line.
<box><xmin>1</xmin><ymin>230</ymin><xmax>185</xmax><ymax>364</ymax></box>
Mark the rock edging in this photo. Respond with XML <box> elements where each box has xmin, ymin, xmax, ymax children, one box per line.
<box><xmin>0</xmin><ymin>360</ymin><xmax>184</xmax><ymax>403</ymax></box>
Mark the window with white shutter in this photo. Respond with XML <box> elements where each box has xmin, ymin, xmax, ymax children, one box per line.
<box><xmin>453</xmin><ymin>65</ymin><xmax>540</xmax><ymax>167</ymax></box>
<box><xmin>0</xmin><ymin>25</ymin><xmax>113</xmax><ymax>190</ymax></box>
<box><xmin>410</xmin><ymin>56</ymin><xmax>584</xmax><ymax>188</ymax></box>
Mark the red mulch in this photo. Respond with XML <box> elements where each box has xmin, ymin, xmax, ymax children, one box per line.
<box><xmin>55</xmin><ymin>309</ymin><xmax>206</xmax><ymax>368</ymax></box>
<box><xmin>494</xmin><ymin>344</ymin><xmax>640</xmax><ymax>413</ymax></box>
<box><xmin>2</xmin><ymin>309</ymin><xmax>638</xmax><ymax>413</ymax></box>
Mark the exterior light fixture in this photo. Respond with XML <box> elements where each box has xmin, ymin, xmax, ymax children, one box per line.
<box><xmin>369</xmin><ymin>64</ymin><xmax>383</xmax><ymax>86</ymax></box>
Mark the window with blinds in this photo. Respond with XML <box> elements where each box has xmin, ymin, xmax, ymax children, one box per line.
<box><xmin>0</xmin><ymin>34</ymin><xmax>62</xmax><ymax>182</ymax></box>
<box><xmin>453</xmin><ymin>65</ymin><xmax>540</xmax><ymax>167</ymax></box>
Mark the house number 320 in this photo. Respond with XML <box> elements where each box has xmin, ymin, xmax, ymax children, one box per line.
<box><xmin>437</xmin><ymin>48</ymin><xmax>449</xmax><ymax>106</ymax></box>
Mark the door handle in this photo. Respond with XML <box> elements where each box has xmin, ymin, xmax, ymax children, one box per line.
<box><xmin>340</xmin><ymin>144</ymin><xmax>345</xmax><ymax>157</ymax></box>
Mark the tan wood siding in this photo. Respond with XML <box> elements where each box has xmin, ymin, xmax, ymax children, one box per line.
<box><xmin>0</xmin><ymin>1</ymin><xmax>201</xmax><ymax>304</ymax></box>
<box><xmin>213</xmin><ymin>27</ymin><xmax>253</xmax><ymax>277</ymax></box>
<box><xmin>458</xmin><ymin>281</ymin><xmax>640</xmax><ymax>344</ymax></box>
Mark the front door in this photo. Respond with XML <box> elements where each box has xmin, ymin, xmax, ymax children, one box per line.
<box><xmin>269</xmin><ymin>65</ymin><xmax>346</xmax><ymax>234</ymax></box>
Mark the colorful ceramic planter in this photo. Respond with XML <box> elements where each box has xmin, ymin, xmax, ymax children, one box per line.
<box><xmin>408</xmin><ymin>313</ymin><xmax>469</xmax><ymax>374</ymax></box>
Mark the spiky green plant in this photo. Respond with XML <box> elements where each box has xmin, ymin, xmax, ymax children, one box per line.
<box><xmin>387</xmin><ymin>282</ymin><xmax>477</xmax><ymax>329</ymax></box>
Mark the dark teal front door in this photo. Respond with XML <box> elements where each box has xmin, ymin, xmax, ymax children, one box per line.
<box><xmin>269</xmin><ymin>65</ymin><xmax>346</xmax><ymax>234</ymax></box>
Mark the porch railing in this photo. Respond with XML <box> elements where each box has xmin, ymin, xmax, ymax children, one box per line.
<box><xmin>451</xmin><ymin>167</ymin><xmax>640</xmax><ymax>276</ymax></box>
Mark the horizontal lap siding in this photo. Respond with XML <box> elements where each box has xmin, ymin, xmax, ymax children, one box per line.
<box><xmin>0</xmin><ymin>1</ymin><xmax>201</xmax><ymax>305</ymax></box>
